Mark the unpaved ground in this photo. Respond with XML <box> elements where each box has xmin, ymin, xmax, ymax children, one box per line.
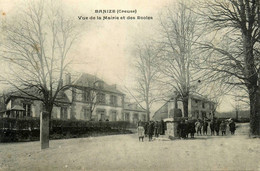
<box><xmin>0</xmin><ymin>123</ymin><xmax>260</xmax><ymax>171</ymax></box>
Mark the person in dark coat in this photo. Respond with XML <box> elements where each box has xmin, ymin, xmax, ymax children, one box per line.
<box><xmin>159</xmin><ymin>119</ymin><xmax>165</xmax><ymax>135</ymax></box>
<box><xmin>215</xmin><ymin>119</ymin><xmax>221</xmax><ymax>136</ymax></box>
<box><xmin>203</xmin><ymin>120</ymin><xmax>208</xmax><ymax>135</ymax></box>
<box><xmin>229</xmin><ymin>120</ymin><xmax>236</xmax><ymax>135</ymax></box>
<box><xmin>183</xmin><ymin>120</ymin><xmax>189</xmax><ymax>139</ymax></box>
<box><xmin>177</xmin><ymin>120</ymin><xmax>185</xmax><ymax>138</ymax></box>
<box><xmin>210</xmin><ymin>120</ymin><xmax>215</xmax><ymax>136</ymax></box>
<box><xmin>189</xmin><ymin>121</ymin><xmax>196</xmax><ymax>138</ymax></box>
<box><xmin>220</xmin><ymin>121</ymin><xmax>227</xmax><ymax>136</ymax></box>
<box><xmin>154</xmin><ymin>121</ymin><xmax>159</xmax><ymax>138</ymax></box>
<box><xmin>144</xmin><ymin>122</ymin><xmax>149</xmax><ymax>137</ymax></box>
<box><xmin>147</xmin><ymin>121</ymin><xmax>154</xmax><ymax>141</ymax></box>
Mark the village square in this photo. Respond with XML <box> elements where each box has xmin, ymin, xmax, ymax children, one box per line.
<box><xmin>0</xmin><ymin>0</ymin><xmax>260</xmax><ymax>170</ymax></box>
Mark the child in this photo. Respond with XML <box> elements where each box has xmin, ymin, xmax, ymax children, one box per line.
<box><xmin>137</xmin><ymin>125</ymin><xmax>145</xmax><ymax>142</ymax></box>
<box><xmin>220</xmin><ymin>121</ymin><xmax>227</xmax><ymax>136</ymax></box>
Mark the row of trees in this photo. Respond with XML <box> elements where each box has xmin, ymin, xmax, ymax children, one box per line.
<box><xmin>133</xmin><ymin>0</ymin><xmax>260</xmax><ymax>136</ymax></box>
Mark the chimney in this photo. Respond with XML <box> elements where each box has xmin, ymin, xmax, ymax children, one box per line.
<box><xmin>65</xmin><ymin>73</ymin><xmax>71</xmax><ymax>85</ymax></box>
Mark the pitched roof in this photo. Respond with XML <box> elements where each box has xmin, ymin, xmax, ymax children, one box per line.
<box><xmin>124</xmin><ymin>102</ymin><xmax>146</xmax><ymax>112</ymax></box>
<box><xmin>6</xmin><ymin>88</ymin><xmax>70</xmax><ymax>104</ymax></box>
<box><xmin>11</xmin><ymin>105</ymin><xmax>25</xmax><ymax>111</ymax></box>
<box><xmin>73</xmin><ymin>73</ymin><xmax>124</xmax><ymax>95</ymax></box>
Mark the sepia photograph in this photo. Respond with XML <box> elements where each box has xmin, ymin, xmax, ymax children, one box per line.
<box><xmin>0</xmin><ymin>0</ymin><xmax>260</xmax><ymax>170</ymax></box>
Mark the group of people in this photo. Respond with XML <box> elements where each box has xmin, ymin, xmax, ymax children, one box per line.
<box><xmin>137</xmin><ymin>120</ymin><xmax>165</xmax><ymax>142</ymax></box>
<box><xmin>183</xmin><ymin>118</ymin><xmax>237</xmax><ymax>138</ymax></box>
<box><xmin>137</xmin><ymin>118</ymin><xmax>237</xmax><ymax>141</ymax></box>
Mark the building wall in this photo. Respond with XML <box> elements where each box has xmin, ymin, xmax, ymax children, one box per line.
<box><xmin>124</xmin><ymin>110</ymin><xmax>146</xmax><ymax>123</ymax></box>
<box><xmin>154</xmin><ymin>96</ymin><xmax>215</xmax><ymax>120</ymax></box>
<box><xmin>70</xmin><ymin>86</ymin><xmax>124</xmax><ymax>121</ymax></box>
<box><xmin>7</xmin><ymin>97</ymin><xmax>70</xmax><ymax>119</ymax></box>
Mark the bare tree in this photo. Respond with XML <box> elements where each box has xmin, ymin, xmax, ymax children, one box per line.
<box><xmin>198</xmin><ymin>0</ymin><xmax>260</xmax><ymax>135</ymax></box>
<box><xmin>157</xmin><ymin>2</ymin><xmax>203</xmax><ymax>117</ymax></box>
<box><xmin>131</xmin><ymin>42</ymin><xmax>161</xmax><ymax>121</ymax></box>
<box><xmin>0</xmin><ymin>0</ymin><xmax>79</xmax><ymax>147</ymax></box>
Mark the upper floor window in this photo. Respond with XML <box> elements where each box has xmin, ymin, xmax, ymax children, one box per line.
<box><xmin>97</xmin><ymin>93</ymin><xmax>106</xmax><ymax>104</ymax></box>
<box><xmin>202</xmin><ymin>102</ymin><xmax>205</xmax><ymax>108</ymax></box>
<box><xmin>110</xmin><ymin>95</ymin><xmax>117</xmax><ymax>106</ymax></box>
<box><xmin>82</xmin><ymin>90</ymin><xmax>90</xmax><ymax>102</ymax></box>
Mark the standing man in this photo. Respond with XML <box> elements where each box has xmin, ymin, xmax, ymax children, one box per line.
<box><xmin>147</xmin><ymin>121</ymin><xmax>154</xmax><ymax>141</ymax></box>
<box><xmin>203</xmin><ymin>119</ymin><xmax>209</xmax><ymax>135</ymax></box>
<box><xmin>229</xmin><ymin>120</ymin><xmax>236</xmax><ymax>135</ymax></box>
<box><xmin>210</xmin><ymin>120</ymin><xmax>215</xmax><ymax>135</ymax></box>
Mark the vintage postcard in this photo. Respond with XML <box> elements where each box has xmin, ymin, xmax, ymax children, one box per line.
<box><xmin>0</xmin><ymin>0</ymin><xmax>260</xmax><ymax>170</ymax></box>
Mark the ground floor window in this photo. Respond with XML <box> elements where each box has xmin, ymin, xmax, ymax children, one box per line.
<box><xmin>133</xmin><ymin>113</ymin><xmax>139</xmax><ymax>123</ymax></box>
<box><xmin>125</xmin><ymin>113</ymin><xmax>130</xmax><ymax>121</ymax></box>
<box><xmin>83</xmin><ymin>108</ymin><xmax>91</xmax><ymax>120</ymax></box>
<box><xmin>141</xmin><ymin>114</ymin><xmax>146</xmax><ymax>121</ymax></box>
<box><xmin>61</xmin><ymin>107</ymin><xmax>68</xmax><ymax>119</ymax></box>
<box><xmin>23</xmin><ymin>103</ymin><xmax>31</xmax><ymax>117</ymax></box>
<box><xmin>98</xmin><ymin>111</ymin><xmax>105</xmax><ymax>121</ymax></box>
<box><xmin>110</xmin><ymin>111</ymin><xmax>117</xmax><ymax>121</ymax></box>
<box><xmin>202</xmin><ymin>111</ymin><xmax>206</xmax><ymax>119</ymax></box>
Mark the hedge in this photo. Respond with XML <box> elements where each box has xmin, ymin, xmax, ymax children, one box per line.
<box><xmin>0</xmin><ymin>118</ymin><xmax>136</xmax><ymax>142</ymax></box>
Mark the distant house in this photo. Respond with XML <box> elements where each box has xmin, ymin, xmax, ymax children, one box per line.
<box><xmin>153</xmin><ymin>94</ymin><xmax>216</xmax><ymax>121</ymax></box>
<box><xmin>123</xmin><ymin>103</ymin><xmax>147</xmax><ymax>124</ymax></box>
<box><xmin>64</xmin><ymin>73</ymin><xmax>125</xmax><ymax>121</ymax></box>
<box><xmin>0</xmin><ymin>89</ymin><xmax>71</xmax><ymax>119</ymax></box>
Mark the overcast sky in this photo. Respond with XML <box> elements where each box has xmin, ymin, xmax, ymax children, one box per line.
<box><xmin>0</xmin><ymin>0</ymin><xmax>241</xmax><ymax>113</ymax></box>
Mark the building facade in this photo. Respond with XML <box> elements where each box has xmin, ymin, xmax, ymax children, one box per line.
<box><xmin>153</xmin><ymin>94</ymin><xmax>215</xmax><ymax>121</ymax></box>
<box><xmin>0</xmin><ymin>73</ymin><xmax>147</xmax><ymax>123</ymax></box>
<box><xmin>64</xmin><ymin>73</ymin><xmax>125</xmax><ymax>121</ymax></box>
<box><xmin>123</xmin><ymin>103</ymin><xmax>147</xmax><ymax>124</ymax></box>
<box><xmin>1</xmin><ymin>90</ymin><xmax>71</xmax><ymax>119</ymax></box>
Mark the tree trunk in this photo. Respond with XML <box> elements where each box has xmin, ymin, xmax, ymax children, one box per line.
<box><xmin>183</xmin><ymin>96</ymin><xmax>189</xmax><ymax>117</ymax></box>
<box><xmin>249</xmin><ymin>87</ymin><xmax>260</xmax><ymax>136</ymax></box>
<box><xmin>40</xmin><ymin>102</ymin><xmax>53</xmax><ymax>150</ymax></box>
<box><xmin>147</xmin><ymin>110</ymin><xmax>150</xmax><ymax>122</ymax></box>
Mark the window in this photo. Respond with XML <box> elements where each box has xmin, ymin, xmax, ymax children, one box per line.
<box><xmin>125</xmin><ymin>113</ymin><xmax>130</xmax><ymax>121</ymax></box>
<box><xmin>82</xmin><ymin>90</ymin><xmax>90</xmax><ymax>102</ymax></box>
<box><xmin>97</xmin><ymin>93</ymin><xmax>106</xmax><ymax>104</ymax></box>
<box><xmin>111</xmin><ymin>111</ymin><xmax>117</xmax><ymax>121</ymax></box>
<box><xmin>202</xmin><ymin>102</ymin><xmax>205</xmax><ymax>108</ymax></box>
<box><xmin>133</xmin><ymin>113</ymin><xmax>139</xmax><ymax>123</ymax></box>
<box><xmin>110</xmin><ymin>95</ymin><xmax>117</xmax><ymax>106</ymax></box>
<box><xmin>142</xmin><ymin>114</ymin><xmax>146</xmax><ymax>121</ymax></box>
<box><xmin>60</xmin><ymin>107</ymin><xmax>68</xmax><ymax>119</ymax></box>
<box><xmin>83</xmin><ymin>108</ymin><xmax>90</xmax><ymax>120</ymax></box>
<box><xmin>23</xmin><ymin>104</ymin><xmax>31</xmax><ymax>117</ymax></box>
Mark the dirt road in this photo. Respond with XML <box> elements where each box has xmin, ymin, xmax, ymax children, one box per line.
<box><xmin>0</xmin><ymin>123</ymin><xmax>260</xmax><ymax>171</ymax></box>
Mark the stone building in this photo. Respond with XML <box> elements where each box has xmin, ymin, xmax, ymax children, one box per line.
<box><xmin>153</xmin><ymin>94</ymin><xmax>215</xmax><ymax>121</ymax></box>
<box><xmin>64</xmin><ymin>73</ymin><xmax>125</xmax><ymax>121</ymax></box>
<box><xmin>123</xmin><ymin>102</ymin><xmax>147</xmax><ymax>124</ymax></box>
